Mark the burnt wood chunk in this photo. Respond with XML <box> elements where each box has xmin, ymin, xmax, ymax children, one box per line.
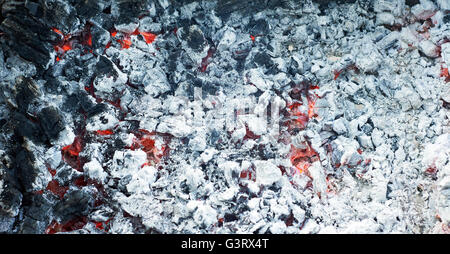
<box><xmin>37</xmin><ymin>106</ymin><xmax>64</xmax><ymax>141</ymax></box>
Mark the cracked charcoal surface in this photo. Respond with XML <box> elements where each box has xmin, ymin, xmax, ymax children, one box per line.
<box><xmin>0</xmin><ymin>0</ymin><xmax>449</xmax><ymax>234</ymax></box>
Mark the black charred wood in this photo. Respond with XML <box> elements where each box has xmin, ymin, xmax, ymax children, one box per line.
<box><xmin>37</xmin><ymin>106</ymin><xmax>64</xmax><ymax>142</ymax></box>
<box><xmin>15</xmin><ymin>148</ymin><xmax>39</xmax><ymax>193</ymax></box>
<box><xmin>54</xmin><ymin>189</ymin><xmax>93</xmax><ymax>221</ymax></box>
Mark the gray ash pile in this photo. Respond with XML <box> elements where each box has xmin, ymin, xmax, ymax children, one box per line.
<box><xmin>0</xmin><ymin>0</ymin><xmax>448</xmax><ymax>234</ymax></box>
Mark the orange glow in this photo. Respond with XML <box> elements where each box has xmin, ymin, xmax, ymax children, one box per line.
<box><xmin>61</xmin><ymin>136</ymin><xmax>83</xmax><ymax>171</ymax></box>
<box><xmin>127</xmin><ymin>131</ymin><xmax>168</xmax><ymax>166</ymax></box>
<box><xmin>290</xmin><ymin>143</ymin><xmax>320</xmax><ymax>174</ymax></box>
<box><xmin>307</xmin><ymin>96</ymin><xmax>317</xmax><ymax>119</ymax></box>
<box><xmin>115</xmin><ymin>29</ymin><xmax>157</xmax><ymax>49</ymax></box>
<box><xmin>52</xmin><ymin>28</ymin><xmax>64</xmax><ymax>36</ymax></box>
<box><xmin>441</xmin><ymin>66</ymin><xmax>450</xmax><ymax>82</ymax></box>
<box><xmin>250</xmin><ymin>35</ymin><xmax>255</xmax><ymax>42</ymax></box>
<box><xmin>46</xmin><ymin>180</ymin><xmax>68</xmax><ymax>199</ymax></box>
<box><xmin>62</xmin><ymin>137</ymin><xmax>82</xmax><ymax>157</ymax></box>
<box><xmin>140</xmin><ymin>31</ymin><xmax>157</xmax><ymax>44</ymax></box>
<box><xmin>442</xmin><ymin>67</ymin><xmax>449</xmax><ymax>77</ymax></box>
<box><xmin>61</xmin><ymin>44</ymin><xmax>72</xmax><ymax>51</ymax></box>
<box><xmin>95</xmin><ymin>129</ymin><xmax>113</xmax><ymax>135</ymax></box>
<box><xmin>117</xmin><ymin>37</ymin><xmax>132</xmax><ymax>49</ymax></box>
<box><xmin>333</xmin><ymin>69</ymin><xmax>342</xmax><ymax>80</ymax></box>
<box><xmin>286</xmin><ymin>102</ymin><xmax>310</xmax><ymax>130</ymax></box>
<box><xmin>87</xmin><ymin>34</ymin><xmax>92</xmax><ymax>47</ymax></box>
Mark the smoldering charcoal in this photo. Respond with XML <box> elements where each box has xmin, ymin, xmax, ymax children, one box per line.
<box><xmin>0</xmin><ymin>0</ymin><xmax>448</xmax><ymax>234</ymax></box>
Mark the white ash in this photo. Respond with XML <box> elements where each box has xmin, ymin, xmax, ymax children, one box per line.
<box><xmin>0</xmin><ymin>0</ymin><xmax>449</xmax><ymax>234</ymax></box>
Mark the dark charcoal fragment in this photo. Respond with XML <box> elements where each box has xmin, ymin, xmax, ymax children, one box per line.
<box><xmin>215</xmin><ymin>0</ymin><xmax>285</xmax><ymax>19</ymax></box>
<box><xmin>15</xmin><ymin>148</ymin><xmax>39</xmax><ymax>192</ymax></box>
<box><xmin>54</xmin><ymin>189</ymin><xmax>93</xmax><ymax>221</ymax></box>
<box><xmin>313</xmin><ymin>0</ymin><xmax>357</xmax><ymax>5</ymax></box>
<box><xmin>253</xmin><ymin>52</ymin><xmax>274</xmax><ymax>68</ymax></box>
<box><xmin>91</xmin><ymin>24</ymin><xmax>111</xmax><ymax>54</ymax></box>
<box><xmin>22</xmin><ymin>193</ymin><xmax>52</xmax><ymax>222</ymax></box>
<box><xmin>208</xmin><ymin>129</ymin><xmax>221</xmax><ymax>146</ymax></box>
<box><xmin>96</xmin><ymin>55</ymin><xmax>117</xmax><ymax>77</ymax></box>
<box><xmin>37</xmin><ymin>106</ymin><xmax>64</xmax><ymax>141</ymax></box>
<box><xmin>87</xmin><ymin>103</ymin><xmax>107</xmax><ymax>118</ymax></box>
<box><xmin>63</xmin><ymin>61</ymin><xmax>84</xmax><ymax>81</ymax></box>
<box><xmin>18</xmin><ymin>216</ymin><xmax>48</xmax><ymax>234</ymax></box>
<box><xmin>231</xmin><ymin>41</ymin><xmax>252</xmax><ymax>61</ymax></box>
<box><xmin>14</xmin><ymin>76</ymin><xmax>40</xmax><ymax>113</ymax></box>
<box><xmin>0</xmin><ymin>119</ymin><xmax>6</xmax><ymax>128</ymax></box>
<box><xmin>13</xmin><ymin>112</ymin><xmax>44</xmax><ymax>143</ymax></box>
<box><xmin>405</xmin><ymin>0</ymin><xmax>420</xmax><ymax>6</ymax></box>
<box><xmin>116</xmin><ymin>0</ymin><xmax>147</xmax><ymax>25</ymax></box>
<box><xmin>360</xmin><ymin>123</ymin><xmax>373</xmax><ymax>135</ymax></box>
<box><xmin>179</xmin><ymin>25</ymin><xmax>208</xmax><ymax>53</ymax></box>
<box><xmin>224</xmin><ymin>213</ymin><xmax>238</xmax><ymax>222</ymax></box>
<box><xmin>0</xmin><ymin>184</ymin><xmax>22</xmax><ymax>217</ymax></box>
<box><xmin>247</xmin><ymin>19</ymin><xmax>269</xmax><ymax>35</ymax></box>
<box><xmin>443</xmin><ymin>12</ymin><xmax>450</xmax><ymax>24</ymax></box>
<box><xmin>25</xmin><ymin>1</ymin><xmax>44</xmax><ymax>17</ymax></box>
<box><xmin>0</xmin><ymin>1</ymin><xmax>58</xmax><ymax>68</ymax></box>
<box><xmin>75</xmin><ymin>0</ymin><xmax>101</xmax><ymax>19</ymax></box>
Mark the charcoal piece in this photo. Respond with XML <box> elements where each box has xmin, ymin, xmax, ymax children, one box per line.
<box><xmin>330</xmin><ymin>141</ymin><xmax>344</xmax><ymax>166</ymax></box>
<box><xmin>167</xmin><ymin>50</ymin><xmax>181</xmax><ymax>73</ymax></box>
<box><xmin>247</xmin><ymin>19</ymin><xmax>269</xmax><ymax>36</ymax></box>
<box><xmin>1</xmin><ymin>0</ymin><xmax>28</xmax><ymax>17</ymax></box>
<box><xmin>18</xmin><ymin>216</ymin><xmax>48</xmax><ymax>234</ymax></box>
<box><xmin>224</xmin><ymin>213</ymin><xmax>238</xmax><ymax>222</ymax></box>
<box><xmin>22</xmin><ymin>194</ymin><xmax>52</xmax><ymax>222</ymax></box>
<box><xmin>0</xmin><ymin>184</ymin><xmax>23</xmax><ymax>217</ymax></box>
<box><xmin>444</xmin><ymin>12</ymin><xmax>450</xmax><ymax>24</ymax></box>
<box><xmin>63</xmin><ymin>61</ymin><xmax>84</xmax><ymax>81</ymax></box>
<box><xmin>54</xmin><ymin>189</ymin><xmax>93</xmax><ymax>220</ymax></box>
<box><xmin>64</xmin><ymin>92</ymin><xmax>88</xmax><ymax>113</ymax></box>
<box><xmin>231</xmin><ymin>41</ymin><xmax>252</xmax><ymax>61</ymax></box>
<box><xmin>360</xmin><ymin>123</ymin><xmax>373</xmax><ymax>135</ymax></box>
<box><xmin>0</xmin><ymin>119</ymin><xmax>6</xmax><ymax>128</ymax></box>
<box><xmin>75</xmin><ymin>0</ymin><xmax>101</xmax><ymax>19</ymax></box>
<box><xmin>13</xmin><ymin>113</ymin><xmax>44</xmax><ymax>143</ymax></box>
<box><xmin>14</xmin><ymin>76</ymin><xmax>40</xmax><ymax>113</ymax></box>
<box><xmin>215</xmin><ymin>0</ymin><xmax>284</xmax><ymax>19</ymax></box>
<box><xmin>313</xmin><ymin>0</ymin><xmax>357</xmax><ymax>4</ymax></box>
<box><xmin>0</xmin><ymin>15</ymin><xmax>53</xmax><ymax>68</ymax></box>
<box><xmin>41</xmin><ymin>0</ymin><xmax>79</xmax><ymax>33</ymax></box>
<box><xmin>91</xmin><ymin>24</ymin><xmax>110</xmax><ymax>54</ymax></box>
<box><xmin>116</xmin><ymin>0</ymin><xmax>147</xmax><ymax>25</ymax></box>
<box><xmin>405</xmin><ymin>0</ymin><xmax>420</xmax><ymax>6</ymax></box>
<box><xmin>96</xmin><ymin>55</ymin><xmax>117</xmax><ymax>77</ymax></box>
<box><xmin>179</xmin><ymin>25</ymin><xmax>208</xmax><ymax>53</ymax></box>
<box><xmin>15</xmin><ymin>148</ymin><xmax>38</xmax><ymax>192</ymax></box>
<box><xmin>64</xmin><ymin>91</ymin><xmax>102</xmax><ymax>118</ymax></box>
<box><xmin>25</xmin><ymin>1</ymin><xmax>44</xmax><ymax>18</ymax></box>
<box><xmin>43</xmin><ymin>77</ymin><xmax>60</xmax><ymax>93</ymax></box>
<box><xmin>87</xmin><ymin>103</ymin><xmax>107</xmax><ymax>118</ymax></box>
<box><xmin>253</xmin><ymin>52</ymin><xmax>274</xmax><ymax>68</ymax></box>
<box><xmin>202</xmin><ymin>82</ymin><xmax>220</xmax><ymax>96</ymax></box>
<box><xmin>37</xmin><ymin>106</ymin><xmax>64</xmax><ymax>141</ymax></box>
<box><xmin>54</xmin><ymin>165</ymin><xmax>81</xmax><ymax>186</ymax></box>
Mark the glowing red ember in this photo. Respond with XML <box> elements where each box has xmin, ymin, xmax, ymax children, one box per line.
<box><xmin>96</xmin><ymin>129</ymin><xmax>114</xmax><ymax>135</ymax></box>
<box><xmin>61</xmin><ymin>136</ymin><xmax>83</xmax><ymax>171</ymax></box>
<box><xmin>46</xmin><ymin>180</ymin><xmax>68</xmax><ymax>199</ymax></box>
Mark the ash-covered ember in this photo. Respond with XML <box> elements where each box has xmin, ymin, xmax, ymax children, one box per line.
<box><xmin>0</xmin><ymin>0</ymin><xmax>449</xmax><ymax>234</ymax></box>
